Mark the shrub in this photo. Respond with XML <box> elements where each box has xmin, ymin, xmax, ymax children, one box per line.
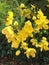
<box><xmin>0</xmin><ymin>0</ymin><xmax>49</xmax><ymax>64</ymax></box>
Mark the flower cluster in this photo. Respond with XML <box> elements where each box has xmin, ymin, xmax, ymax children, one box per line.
<box><xmin>2</xmin><ymin>3</ymin><xmax>49</xmax><ymax>58</ymax></box>
<box><xmin>32</xmin><ymin>9</ymin><xmax>49</xmax><ymax>31</ymax></box>
<box><xmin>5</xmin><ymin>11</ymin><xmax>13</xmax><ymax>26</ymax></box>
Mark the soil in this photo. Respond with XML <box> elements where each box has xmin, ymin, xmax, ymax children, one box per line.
<box><xmin>0</xmin><ymin>57</ymin><xmax>49</xmax><ymax>65</ymax></box>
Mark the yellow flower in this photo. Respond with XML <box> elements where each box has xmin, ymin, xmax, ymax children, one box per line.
<box><xmin>35</xmin><ymin>20</ymin><xmax>42</xmax><ymax>25</ymax></box>
<box><xmin>5</xmin><ymin>20</ymin><xmax>13</xmax><ymax>26</ymax></box>
<box><xmin>38</xmin><ymin>37</ymin><xmax>49</xmax><ymax>52</ymax></box>
<box><xmin>28</xmin><ymin>33</ymin><xmax>33</xmax><ymax>38</ymax></box>
<box><xmin>15</xmin><ymin>35</ymin><xmax>21</xmax><ymax>42</ymax></box>
<box><xmin>19</xmin><ymin>3</ymin><xmax>25</xmax><ymax>9</ymax></box>
<box><xmin>24</xmin><ymin>48</ymin><xmax>36</xmax><ymax>58</ymax></box>
<box><xmin>48</xmin><ymin>0</ymin><xmax>49</xmax><ymax>2</ymax></box>
<box><xmin>13</xmin><ymin>21</ymin><xmax>19</xmax><ymax>30</ymax></box>
<box><xmin>16</xmin><ymin>50</ymin><xmax>21</xmax><ymax>56</ymax></box>
<box><xmin>41</xmin><ymin>37</ymin><xmax>48</xmax><ymax>46</ymax></box>
<box><xmin>20</xmin><ymin>42</ymin><xmax>28</xmax><ymax>50</ymax></box>
<box><xmin>8</xmin><ymin>11</ymin><xmax>13</xmax><ymax>18</ymax></box>
<box><xmin>37</xmin><ymin>9</ymin><xmax>44</xmax><ymax>17</ymax></box>
<box><xmin>43</xmin><ymin>24</ymin><xmax>49</xmax><ymax>30</ymax></box>
<box><xmin>24</xmin><ymin>9</ymin><xmax>31</xmax><ymax>19</ymax></box>
<box><xmin>2</xmin><ymin>26</ymin><xmax>13</xmax><ymax>35</ymax></box>
<box><xmin>32</xmin><ymin>16</ymin><xmax>36</xmax><ymax>20</ymax></box>
<box><xmin>11</xmin><ymin>34</ymin><xmax>21</xmax><ymax>48</ymax></box>
<box><xmin>2</xmin><ymin>27</ymin><xmax>8</xmax><ymax>35</ymax></box>
<box><xmin>44</xmin><ymin>46</ymin><xmax>49</xmax><ymax>51</ymax></box>
<box><xmin>14</xmin><ymin>21</ymin><xmax>19</xmax><ymax>26</ymax></box>
<box><xmin>23</xmin><ymin>20</ymin><xmax>34</xmax><ymax>34</ymax></box>
<box><xmin>42</xmin><ymin>37</ymin><xmax>47</xmax><ymax>40</ymax></box>
<box><xmin>17</xmin><ymin>30</ymin><xmax>28</xmax><ymax>42</ymax></box>
<box><xmin>36</xmin><ymin>9</ymin><xmax>47</xmax><ymax>24</ymax></box>
<box><xmin>39</xmin><ymin>43</ymin><xmax>49</xmax><ymax>52</ymax></box>
<box><xmin>31</xmin><ymin>4</ymin><xmax>35</xmax><ymax>9</ymax></box>
<box><xmin>30</xmin><ymin>39</ymin><xmax>38</xmax><ymax>46</ymax></box>
<box><xmin>11</xmin><ymin>40</ymin><xmax>19</xmax><ymax>48</ymax></box>
<box><xmin>2</xmin><ymin>26</ymin><xmax>14</xmax><ymax>43</ymax></box>
<box><xmin>5</xmin><ymin>11</ymin><xmax>13</xmax><ymax>26</ymax></box>
<box><xmin>47</xmin><ymin>4</ymin><xmax>49</xmax><ymax>8</ymax></box>
<box><xmin>32</xmin><ymin>9</ymin><xmax>49</xmax><ymax>31</ymax></box>
<box><xmin>14</xmin><ymin>20</ymin><xmax>34</xmax><ymax>43</ymax></box>
<box><xmin>34</xmin><ymin>25</ymin><xmax>42</xmax><ymax>32</ymax></box>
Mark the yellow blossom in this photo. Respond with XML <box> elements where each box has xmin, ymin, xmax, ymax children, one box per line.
<box><xmin>14</xmin><ymin>21</ymin><xmax>19</xmax><ymax>26</ymax></box>
<box><xmin>17</xmin><ymin>30</ymin><xmax>28</xmax><ymax>41</ymax></box>
<box><xmin>39</xmin><ymin>43</ymin><xmax>49</xmax><ymax>52</ymax></box>
<box><xmin>20</xmin><ymin>42</ymin><xmax>28</xmax><ymax>50</ymax></box>
<box><xmin>5</xmin><ymin>20</ymin><xmax>13</xmax><ymax>26</ymax></box>
<box><xmin>31</xmin><ymin>4</ymin><xmax>35</xmax><ymax>9</ymax></box>
<box><xmin>15</xmin><ymin>35</ymin><xmax>21</xmax><ymax>43</ymax></box>
<box><xmin>32</xmin><ymin>16</ymin><xmax>36</xmax><ymax>20</ymax></box>
<box><xmin>42</xmin><ymin>37</ymin><xmax>47</xmax><ymax>40</ymax></box>
<box><xmin>41</xmin><ymin>37</ymin><xmax>48</xmax><ymax>46</ymax></box>
<box><xmin>43</xmin><ymin>24</ymin><xmax>49</xmax><ymax>29</ymax></box>
<box><xmin>2</xmin><ymin>27</ymin><xmax>8</xmax><ymax>35</ymax></box>
<box><xmin>32</xmin><ymin>9</ymin><xmax>49</xmax><ymax>31</ymax></box>
<box><xmin>30</xmin><ymin>39</ymin><xmax>38</xmax><ymax>46</ymax></box>
<box><xmin>2</xmin><ymin>26</ymin><xmax>15</xmax><ymax>43</ymax></box>
<box><xmin>19</xmin><ymin>3</ymin><xmax>25</xmax><ymax>9</ymax></box>
<box><xmin>47</xmin><ymin>4</ymin><xmax>49</xmax><ymax>8</ymax></box>
<box><xmin>28</xmin><ymin>33</ymin><xmax>33</xmax><ymax>38</ymax></box>
<box><xmin>37</xmin><ymin>9</ymin><xmax>44</xmax><ymax>17</ymax></box>
<box><xmin>34</xmin><ymin>25</ymin><xmax>42</xmax><ymax>32</ymax></box>
<box><xmin>13</xmin><ymin>21</ymin><xmax>19</xmax><ymax>30</ymax></box>
<box><xmin>8</xmin><ymin>11</ymin><xmax>13</xmax><ymax>18</ymax></box>
<box><xmin>38</xmin><ymin>37</ymin><xmax>49</xmax><ymax>52</ymax></box>
<box><xmin>5</xmin><ymin>11</ymin><xmax>13</xmax><ymax>26</ymax></box>
<box><xmin>48</xmin><ymin>0</ymin><xmax>49</xmax><ymax>2</ymax></box>
<box><xmin>16</xmin><ymin>50</ymin><xmax>21</xmax><ymax>56</ymax></box>
<box><xmin>23</xmin><ymin>20</ymin><xmax>34</xmax><ymax>33</ymax></box>
<box><xmin>24</xmin><ymin>48</ymin><xmax>36</xmax><ymax>58</ymax></box>
<box><xmin>24</xmin><ymin>9</ymin><xmax>31</xmax><ymax>19</ymax></box>
<box><xmin>11</xmin><ymin>40</ymin><xmax>20</xmax><ymax>48</ymax></box>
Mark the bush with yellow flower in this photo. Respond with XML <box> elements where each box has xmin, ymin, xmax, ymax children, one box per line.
<box><xmin>1</xmin><ymin>3</ymin><xmax>49</xmax><ymax>58</ymax></box>
<box><xmin>0</xmin><ymin>0</ymin><xmax>49</xmax><ymax>64</ymax></box>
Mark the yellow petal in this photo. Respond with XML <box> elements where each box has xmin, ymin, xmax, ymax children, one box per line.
<box><xmin>16</xmin><ymin>50</ymin><xmax>21</xmax><ymax>56</ymax></box>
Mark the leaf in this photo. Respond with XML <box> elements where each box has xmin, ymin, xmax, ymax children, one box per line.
<box><xmin>0</xmin><ymin>22</ymin><xmax>5</xmax><ymax>32</ymax></box>
<box><xmin>0</xmin><ymin>2</ymin><xmax>6</xmax><ymax>14</ymax></box>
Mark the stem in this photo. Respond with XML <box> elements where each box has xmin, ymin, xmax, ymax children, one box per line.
<box><xmin>20</xmin><ymin>16</ymin><xmax>25</xmax><ymax>29</ymax></box>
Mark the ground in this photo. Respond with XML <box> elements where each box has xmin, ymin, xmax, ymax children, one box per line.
<box><xmin>0</xmin><ymin>57</ymin><xmax>49</xmax><ymax>65</ymax></box>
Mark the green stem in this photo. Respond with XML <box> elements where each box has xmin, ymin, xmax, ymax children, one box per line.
<box><xmin>20</xmin><ymin>16</ymin><xmax>25</xmax><ymax>29</ymax></box>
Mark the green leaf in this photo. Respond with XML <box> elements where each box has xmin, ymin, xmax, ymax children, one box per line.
<box><xmin>0</xmin><ymin>2</ymin><xmax>6</xmax><ymax>14</ymax></box>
